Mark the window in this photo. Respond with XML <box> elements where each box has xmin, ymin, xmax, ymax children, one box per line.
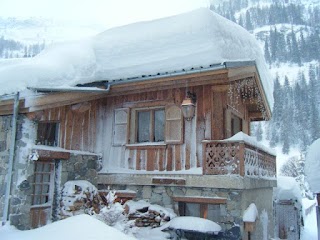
<box><xmin>37</xmin><ymin>122</ymin><xmax>59</xmax><ymax>146</ymax></box>
<box><xmin>137</xmin><ymin>109</ymin><xmax>165</xmax><ymax>143</ymax></box>
<box><xmin>178</xmin><ymin>202</ymin><xmax>223</xmax><ymax>223</ymax></box>
<box><xmin>120</xmin><ymin>104</ymin><xmax>182</xmax><ymax>145</ymax></box>
<box><xmin>231</xmin><ymin>114</ymin><xmax>242</xmax><ymax>136</ymax></box>
<box><xmin>31</xmin><ymin>162</ymin><xmax>54</xmax><ymax>205</ymax></box>
<box><xmin>225</xmin><ymin>108</ymin><xmax>243</xmax><ymax>138</ymax></box>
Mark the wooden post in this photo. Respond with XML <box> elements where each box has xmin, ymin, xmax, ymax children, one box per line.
<box><xmin>317</xmin><ymin>193</ymin><xmax>320</xmax><ymax>240</ymax></box>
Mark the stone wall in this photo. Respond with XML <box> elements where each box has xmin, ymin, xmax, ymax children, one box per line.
<box><xmin>100</xmin><ymin>185</ymin><xmax>243</xmax><ymax>230</ymax></box>
<box><xmin>101</xmin><ymin>184</ymin><xmax>275</xmax><ymax>239</ymax></box>
<box><xmin>0</xmin><ymin>115</ymin><xmax>100</xmax><ymax>229</ymax></box>
<box><xmin>0</xmin><ymin>116</ymin><xmax>12</xmax><ymax>221</ymax></box>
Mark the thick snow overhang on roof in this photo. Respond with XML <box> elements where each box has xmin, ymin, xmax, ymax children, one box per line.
<box><xmin>0</xmin><ymin>8</ymin><xmax>273</xmax><ymax>110</ymax></box>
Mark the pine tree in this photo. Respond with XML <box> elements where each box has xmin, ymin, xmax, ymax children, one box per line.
<box><xmin>245</xmin><ymin>10</ymin><xmax>254</xmax><ymax>30</ymax></box>
<box><xmin>264</xmin><ymin>38</ymin><xmax>271</xmax><ymax>64</ymax></box>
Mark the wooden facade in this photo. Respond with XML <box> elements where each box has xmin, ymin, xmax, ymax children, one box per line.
<box><xmin>0</xmin><ymin>65</ymin><xmax>275</xmax><ymax>176</ymax></box>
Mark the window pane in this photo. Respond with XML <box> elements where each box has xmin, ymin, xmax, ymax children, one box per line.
<box><xmin>154</xmin><ymin>110</ymin><xmax>165</xmax><ymax>142</ymax></box>
<box><xmin>207</xmin><ymin>204</ymin><xmax>221</xmax><ymax>223</ymax></box>
<box><xmin>185</xmin><ymin>203</ymin><xmax>200</xmax><ymax>218</ymax></box>
<box><xmin>137</xmin><ymin>111</ymin><xmax>150</xmax><ymax>142</ymax></box>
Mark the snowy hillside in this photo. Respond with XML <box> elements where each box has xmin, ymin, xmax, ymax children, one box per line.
<box><xmin>0</xmin><ymin>17</ymin><xmax>106</xmax><ymax>58</ymax></box>
<box><xmin>211</xmin><ymin>0</ymin><xmax>320</xmax><ymax>161</ymax></box>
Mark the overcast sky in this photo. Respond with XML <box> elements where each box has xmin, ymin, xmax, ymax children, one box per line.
<box><xmin>0</xmin><ymin>0</ymin><xmax>210</xmax><ymax>28</ymax></box>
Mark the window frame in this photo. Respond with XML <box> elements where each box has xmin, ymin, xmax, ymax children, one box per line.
<box><xmin>134</xmin><ymin>107</ymin><xmax>165</xmax><ymax>143</ymax></box>
<box><xmin>31</xmin><ymin>161</ymin><xmax>55</xmax><ymax>206</ymax></box>
<box><xmin>36</xmin><ymin>121</ymin><xmax>59</xmax><ymax>147</ymax></box>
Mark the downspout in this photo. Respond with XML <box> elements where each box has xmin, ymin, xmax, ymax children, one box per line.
<box><xmin>2</xmin><ymin>92</ymin><xmax>19</xmax><ymax>226</ymax></box>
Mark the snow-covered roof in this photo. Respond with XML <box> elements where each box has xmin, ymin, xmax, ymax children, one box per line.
<box><xmin>275</xmin><ymin>176</ymin><xmax>302</xmax><ymax>202</ymax></box>
<box><xmin>0</xmin><ymin>8</ymin><xmax>273</xmax><ymax>107</ymax></box>
<box><xmin>305</xmin><ymin>138</ymin><xmax>320</xmax><ymax>193</ymax></box>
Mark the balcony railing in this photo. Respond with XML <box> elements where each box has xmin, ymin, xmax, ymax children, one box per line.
<box><xmin>203</xmin><ymin>139</ymin><xmax>276</xmax><ymax>178</ymax></box>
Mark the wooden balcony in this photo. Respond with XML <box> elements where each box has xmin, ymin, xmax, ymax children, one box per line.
<box><xmin>203</xmin><ymin>139</ymin><xmax>276</xmax><ymax>179</ymax></box>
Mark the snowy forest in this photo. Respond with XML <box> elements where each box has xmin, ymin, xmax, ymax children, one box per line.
<box><xmin>211</xmin><ymin>0</ymin><xmax>320</xmax><ymax>173</ymax></box>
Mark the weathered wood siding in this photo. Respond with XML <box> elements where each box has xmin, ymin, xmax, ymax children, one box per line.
<box><xmin>38</xmin><ymin>84</ymin><xmax>251</xmax><ymax>172</ymax></box>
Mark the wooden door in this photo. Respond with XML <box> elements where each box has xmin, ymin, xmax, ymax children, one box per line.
<box><xmin>30</xmin><ymin>161</ymin><xmax>55</xmax><ymax>229</ymax></box>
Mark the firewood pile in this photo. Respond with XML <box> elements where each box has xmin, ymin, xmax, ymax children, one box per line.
<box><xmin>60</xmin><ymin>180</ymin><xmax>104</xmax><ymax>218</ymax></box>
<box><xmin>124</xmin><ymin>200</ymin><xmax>174</xmax><ymax>228</ymax></box>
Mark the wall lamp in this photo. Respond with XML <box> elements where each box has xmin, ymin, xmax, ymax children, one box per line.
<box><xmin>181</xmin><ymin>91</ymin><xmax>197</xmax><ymax>121</ymax></box>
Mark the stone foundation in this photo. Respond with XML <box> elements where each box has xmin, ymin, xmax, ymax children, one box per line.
<box><xmin>99</xmin><ymin>184</ymin><xmax>275</xmax><ymax>239</ymax></box>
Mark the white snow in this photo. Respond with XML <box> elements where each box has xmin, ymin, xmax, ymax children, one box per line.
<box><xmin>0</xmin><ymin>214</ymin><xmax>135</xmax><ymax>240</ymax></box>
<box><xmin>305</xmin><ymin>138</ymin><xmax>320</xmax><ymax>193</ymax></box>
<box><xmin>243</xmin><ymin>203</ymin><xmax>258</xmax><ymax>222</ymax></box>
<box><xmin>275</xmin><ymin>176</ymin><xmax>302</xmax><ymax>202</ymax></box>
<box><xmin>215</xmin><ymin>131</ymin><xmax>276</xmax><ymax>156</ymax></box>
<box><xmin>164</xmin><ymin>216</ymin><xmax>221</xmax><ymax>234</ymax></box>
<box><xmin>0</xmin><ymin>8</ymin><xmax>273</xmax><ymax>108</ymax></box>
<box><xmin>124</xmin><ymin>200</ymin><xmax>150</xmax><ymax>214</ymax></box>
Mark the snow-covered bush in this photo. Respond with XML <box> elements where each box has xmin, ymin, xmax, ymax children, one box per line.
<box><xmin>99</xmin><ymin>202</ymin><xmax>124</xmax><ymax>226</ymax></box>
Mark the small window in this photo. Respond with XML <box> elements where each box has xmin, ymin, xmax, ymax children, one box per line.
<box><xmin>136</xmin><ymin>109</ymin><xmax>165</xmax><ymax>143</ymax></box>
<box><xmin>37</xmin><ymin>122</ymin><xmax>59</xmax><ymax>146</ymax></box>
<box><xmin>31</xmin><ymin>162</ymin><xmax>54</xmax><ymax>205</ymax></box>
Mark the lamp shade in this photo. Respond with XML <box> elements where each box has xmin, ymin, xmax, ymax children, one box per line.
<box><xmin>181</xmin><ymin>97</ymin><xmax>195</xmax><ymax>121</ymax></box>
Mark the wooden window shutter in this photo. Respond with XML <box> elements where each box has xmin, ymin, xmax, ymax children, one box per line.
<box><xmin>165</xmin><ymin>105</ymin><xmax>183</xmax><ymax>144</ymax></box>
<box><xmin>113</xmin><ymin>108</ymin><xmax>129</xmax><ymax>146</ymax></box>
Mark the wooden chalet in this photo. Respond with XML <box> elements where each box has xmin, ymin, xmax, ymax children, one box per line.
<box><xmin>0</xmin><ymin>8</ymin><xmax>277</xmax><ymax>239</ymax></box>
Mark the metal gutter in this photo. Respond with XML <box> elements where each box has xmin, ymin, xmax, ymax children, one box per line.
<box><xmin>28</xmin><ymin>84</ymin><xmax>110</xmax><ymax>93</ymax></box>
<box><xmin>2</xmin><ymin>92</ymin><xmax>19</xmax><ymax>226</ymax></box>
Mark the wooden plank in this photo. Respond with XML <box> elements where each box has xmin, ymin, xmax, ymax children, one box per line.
<box><xmin>71</xmin><ymin>113</ymin><xmax>82</xmax><ymax>150</ymax></box>
<box><xmin>24</xmin><ymin>92</ymin><xmax>105</xmax><ymax>108</ymax></box>
<box><xmin>136</xmin><ymin>150</ymin><xmax>141</xmax><ymax>170</ymax></box>
<box><xmin>166</xmin><ymin>145</ymin><xmax>173</xmax><ymax>171</ymax></box>
<box><xmin>203</xmin><ymin>86</ymin><xmax>212</xmax><ymax>140</ymax></box>
<box><xmin>36</xmin><ymin>149</ymin><xmax>70</xmax><ymax>160</ymax></box>
<box><xmin>64</xmin><ymin>107</ymin><xmax>73</xmax><ymax>150</ymax></box>
<box><xmin>172</xmin><ymin>196</ymin><xmax>227</xmax><ymax>205</ymax></box>
<box><xmin>82</xmin><ymin>110</ymin><xmax>90</xmax><ymax>151</ymax></box>
<box><xmin>146</xmin><ymin>149</ymin><xmax>156</xmax><ymax>171</ymax></box>
<box><xmin>158</xmin><ymin>148</ymin><xmax>165</xmax><ymax>171</ymax></box>
<box><xmin>128</xmin><ymin>149</ymin><xmax>134</xmax><ymax>169</ymax></box>
<box><xmin>200</xmin><ymin>204</ymin><xmax>208</xmax><ymax>219</ymax></box>
<box><xmin>174</xmin><ymin>145</ymin><xmax>181</xmax><ymax>171</ymax></box>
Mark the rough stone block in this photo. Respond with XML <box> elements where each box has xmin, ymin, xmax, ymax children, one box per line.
<box><xmin>142</xmin><ymin>186</ymin><xmax>152</xmax><ymax>199</ymax></box>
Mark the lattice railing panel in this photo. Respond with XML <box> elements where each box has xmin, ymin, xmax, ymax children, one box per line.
<box><xmin>203</xmin><ymin>141</ymin><xmax>276</xmax><ymax>178</ymax></box>
<box><xmin>204</xmin><ymin>142</ymin><xmax>242</xmax><ymax>175</ymax></box>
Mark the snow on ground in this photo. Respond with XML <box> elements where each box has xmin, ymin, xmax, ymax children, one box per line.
<box><xmin>301</xmin><ymin>198</ymin><xmax>318</xmax><ymax>240</ymax></box>
<box><xmin>0</xmin><ymin>214</ymin><xmax>136</xmax><ymax>240</ymax></box>
<box><xmin>163</xmin><ymin>216</ymin><xmax>221</xmax><ymax>234</ymax></box>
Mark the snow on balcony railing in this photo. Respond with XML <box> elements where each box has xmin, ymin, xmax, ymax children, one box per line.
<box><xmin>203</xmin><ymin>132</ymin><xmax>276</xmax><ymax>179</ymax></box>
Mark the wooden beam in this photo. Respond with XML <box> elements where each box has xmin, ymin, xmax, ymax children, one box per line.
<box><xmin>172</xmin><ymin>196</ymin><xmax>227</xmax><ymax>204</ymax></box>
<box><xmin>36</xmin><ymin>149</ymin><xmax>70</xmax><ymax>160</ymax></box>
<box><xmin>24</xmin><ymin>92</ymin><xmax>106</xmax><ymax>111</ymax></box>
